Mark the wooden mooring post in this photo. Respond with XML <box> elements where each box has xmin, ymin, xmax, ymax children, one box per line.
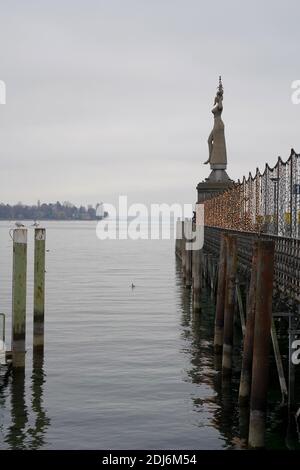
<box><xmin>192</xmin><ymin>247</ymin><xmax>202</xmax><ymax>310</ymax></box>
<box><xmin>206</xmin><ymin>254</ymin><xmax>214</xmax><ymax>294</ymax></box>
<box><xmin>222</xmin><ymin>235</ymin><xmax>237</xmax><ymax>376</ymax></box>
<box><xmin>239</xmin><ymin>241</ymin><xmax>258</xmax><ymax>406</ymax></box>
<box><xmin>175</xmin><ymin>220</ymin><xmax>182</xmax><ymax>259</ymax></box>
<box><xmin>288</xmin><ymin>307</ymin><xmax>300</xmax><ymax>411</ymax></box>
<box><xmin>181</xmin><ymin>221</ymin><xmax>186</xmax><ymax>282</ymax></box>
<box><xmin>183</xmin><ymin>220</ymin><xmax>192</xmax><ymax>288</ymax></box>
<box><xmin>248</xmin><ymin>240</ymin><xmax>275</xmax><ymax>449</ymax></box>
<box><xmin>11</xmin><ymin>228</ymin><xmax>28</xmax><ymax>368</ymax></box>
<box><xmin>33</xmin><ymin>228</ymin><xmax>46</xmax><ymax>355</ymax></box>
<box><xmin>185</xmin><ymin>248</ymin><xmax>192</xmax><ymax>288</ymax></box>
<box><xmin>214</xmin><ymin>233</ymin><xmax>227</xmax><ymax>354</ymax></box>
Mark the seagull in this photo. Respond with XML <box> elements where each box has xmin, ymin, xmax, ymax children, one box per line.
<box><xmin>15</xmin><ymin>222</ymin><xmax>25</xmax><ymax>228</ymax></box>
<box><xmin>131</xmin><ymin>283</ymin><xmax>135</xmax><ymax>289</ymax></box>
<box><xmin>31</xmin><ymin>221</ymin><xmax>39</xmax><ymax>227</ymax></box>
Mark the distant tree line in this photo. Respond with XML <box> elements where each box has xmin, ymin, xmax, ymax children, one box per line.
<box><xmin>0</xmin><ymin>201</ymin><xmax>108</xmax><ymax>220</ymax></box>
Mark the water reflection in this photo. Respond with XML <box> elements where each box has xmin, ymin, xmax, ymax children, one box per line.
<box><xmin>4</xmin><ymin>369</ymin><xmax>28</xmax><ymax>449</ymax></box>
<box><xmin>28</xmin><ymin>355</ymin><xmax>51</xmax><ymax>449</ymax></box>
<box><xmin>177</xmin><ymin>259</ymin><xmax>242</xmax><ymax>448</ymax></box>
<box><xmin>2</xmin><ymin>354</ymin><xmax>50</xmax><ymax>449</ymax></box>
<box><xmin>177</xmin><ymin>257</ymin><xmax>300</xmax><ymax>450</ymax></box>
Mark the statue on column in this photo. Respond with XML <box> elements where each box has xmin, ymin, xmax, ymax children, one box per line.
<box><xmin>204</xmin><ymin>76</ymin><xmax>227</xmax><ymax>169</ymax></box>
<box><xmin>196</xmin><ymin>77</ymin><xmax>233</xmax><ymax>202</ymax></box>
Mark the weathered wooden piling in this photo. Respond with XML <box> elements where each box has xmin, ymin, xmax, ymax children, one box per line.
<box><xmin>211</xmin><ymin>260</ymin><xmax>218</xmax><ymax>298</ymax></box>
<box><xmin>185</xmin><ymin>249</ymin><xmax>192</xmax><ymax>288</ymax></box>
<box><xmin>288</xmin><ymin>308</ymin><xmax>300</xmax><ymax>411</ymax></box>
<box><xmin>181</xmin><ymin>221</ymin><xmax>186</xmax><ymax>282</ymax></box>
<box><xmin>238</xmin><ymin>241</ymin><xmax>258</xmax><ymax>406</ymax></box>
<box><xmin>184</xmin><ymin>221</ymin><xmax>192</xmax><ymax>288</ymax></box>
<box><xmin>192</xmin><ymin>247</ymin><xmax>202</xmax><ymax>310</ymax></box>
<box><xmin>222</xmin><ymin>235</ymin><xmax>238</xmax><ymax>376</ymax></box>
<box><xmin>248</xmin><ymin>240</ymin><xmax>275</xmax><ymax>449</ymax></box>
<box><xmin>11</xmin><ymin>228</ymin><xmax>27</xmax><ymax>368</ymax></box>
<box><xmin>175</xmin><ymin>220</ymin><xmax>182</xmax><ymax>259</ymax></box>
<box><xmin>271</xmin><ymin>318</ymin><xmax>288</xmax><ymax>404</ymax></box>
<box><xmin>214</xmin><ymin>233</ymin><xmax>227</xmax><ymax>354</ymax></box>
<box><xmin>33</xmin><ymin>228</ymin><xmax>46</xmax><ymax>355</ymax></box>
<box><xmin>207</xmin><ymin>254</ymin><xmax>214</xmax><ymax>293</ymax></box>
<box><xmin>239</xmin><ymin>405</ymin><xmax>250</xmax><ymax>448</ymax></box>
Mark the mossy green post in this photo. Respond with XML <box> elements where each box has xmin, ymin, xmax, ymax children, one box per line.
<box><xmin>12</xmin><ymin>228</ymin><xmax>27</xmax><ymax>368</ymax></box>
<box><xmin>33</xmin><ymin>228</ymin><xmax>46</xmax><ymax>354</ymax></box>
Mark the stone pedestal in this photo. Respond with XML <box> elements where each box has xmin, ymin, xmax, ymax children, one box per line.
<box><xmin>207</xmin><ymin>166</ymin><xmax>231</xmax><ymax>183</ymax></box>
<box><xmin>196</xmin><ymin>164</ymin><xmax>234</xmax><ymax>203</ymax></box>
<box><xmin>196</xmin><ymin>179</ymin><xmax>234</xmax><ymax>204</ymax></box>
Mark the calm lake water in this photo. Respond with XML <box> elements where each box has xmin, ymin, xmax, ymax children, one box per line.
<box><xmin>0</xmin><ymin>220</ymin><xmax>295</xmax><ymax>449</ymax></box>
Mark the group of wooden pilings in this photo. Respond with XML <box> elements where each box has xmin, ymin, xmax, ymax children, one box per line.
<box><xmin>11</xmin><ymin>227</ymin><xmax>46</xmax><ymax>368</ymax></box>
<box><xmin>214</xmin><ymin>233</ymin><xmax>275</xmax><ymax>448</ymax></box>
<box><xmin>176</xmin><ymin>221</ymin><xmax>277</xmax><ymax>449</ymax></box>
<box><xmin>175</xmin><ymin>220</ymin><xmax>203</xmax><ymax>310</ymax></box>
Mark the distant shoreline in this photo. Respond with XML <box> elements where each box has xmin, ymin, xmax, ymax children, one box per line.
<box><xmin>0</xmin><ymin>216</ymin><xmax>108</xmax><ymax>221</ymax></box>
<box><xmin>0</xmin><ymin>202</ymin><xmax>108</xmax><ymax>221</ymax></box>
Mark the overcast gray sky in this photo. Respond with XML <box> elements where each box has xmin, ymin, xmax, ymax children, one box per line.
<box><xmin>0</xmin><ymin>0</ymin><xmax>299</xmax><ymax>207</ymax></box>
